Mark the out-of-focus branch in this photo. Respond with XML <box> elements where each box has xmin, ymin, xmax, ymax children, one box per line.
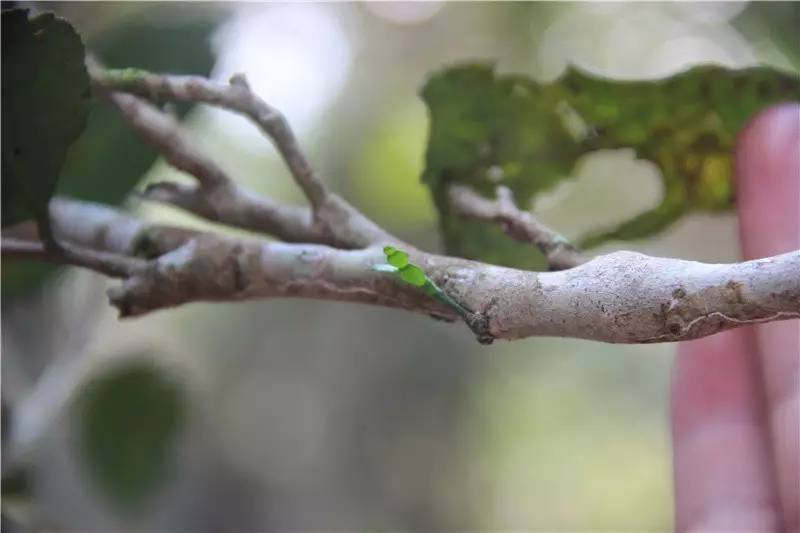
<box><xmin>102</xmin><ymin>90</ymin><xmax>231</xmax><ymax>189</ymax></box>
<box><xmin>11</xmin><ymin>197</ymin><xmax>798</xmax><ymax>345</ymax></box>
<box><xmin>141</xmin><ymin>181</ymin><xmax>333</xmax><ymax>245</ymax></box>
<box><xmin>90</xmin><ymin>66</ymin><xmax>396</xmax><ymax>248</ymax></box>
<box><xmin>94</xmin><ymin>69</ymin><xmax>327</xmax><ymax>207</ymax></box>
<box><xmin>449</xmin><ymin>185</ymin><xmax>584</xmax><ymax>270</ymax></box>
<box><xmin>89</xmin><ymin>69</ymin><xmax>331</xmax><ymax>245</ymax></box>
<box><xmin>1</xmin><ymin>237</ymin><xmax>144</xmax><ymax>278</ymax></box>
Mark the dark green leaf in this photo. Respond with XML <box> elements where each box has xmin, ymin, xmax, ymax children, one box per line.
<box><xmin>2</xmin><ymin>11</ymin><xmax>217</xmax><ymax>300</ymax></box>
<box><xmin>734</xmin><ymin>3</ymin><xmax>800</xmax><ymax>70</ymax></box>
<box><xmin>74</xmin><ymin>359</ymin><xmax>185</xmax><ymax>514</ymax></box>
<box><xmin>399</xmin><ymin>264</ymin><xmax>427</xmax><ymax>287</ymax></box>
<box><xmin>56</xmin><ymin>13</ymin><xmax>216</xmax><ymax>204</ymax></box>
<box><xmin>422</xmin><ymin>63</ymin><xmax>800</xmax><ymax>267</ymax></box>
<box><xmin>1</xmin><ymin>9</ymin><xmax>90</xmax><ymax>228</ymax></box>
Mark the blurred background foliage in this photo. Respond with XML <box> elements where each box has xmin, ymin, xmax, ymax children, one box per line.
<box><xmin>2</xmin><ymin>5</ymin><xmax>217</xmax><ymax>299</ymax></box>
<box><xmin>2</xmin><ymin>2</ymin><xmax>798</xmax><ymax>531</ymax></box>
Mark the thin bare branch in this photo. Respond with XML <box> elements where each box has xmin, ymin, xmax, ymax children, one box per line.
<box><xmin>91</xmin><ymin>66</ymin><xmax>397</xmax><ymax>248</ymax></box>
<box><xmin>449</xmin><ymin>185</ymin><xmax>584</xmax><ymax>270</ymax></box>
<box><xmin>1</xmin><ymin>237</ymin><xmax>145</xmax><ymax>278</ymax></box>
<box><xmin>102</xmin><ymin>90</ymin><xmax>231</xmax><ymax>189</ymax></box>
<box><xmin>93</xmin><ymin>68</ymin><xmax>327</xmax><ymax>206</ymax></box>
<box><xmin>141</xmin><ymin>182</ymin><xmax>336</xmax><ymax>245</ymax></box>
<box><xmin>93</xmin><ymin>82</ymin><xmax>335</xmax><ymax>244</ymax></box>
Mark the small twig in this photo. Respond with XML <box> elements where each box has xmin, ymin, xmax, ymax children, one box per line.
<box><xmin>91</xmin><ymin>66</ymin><xmax>397</xmax><ymax>248</ymax></box>
<box><xmin>1</xmin><ymin>237</ymin><xmax>144</xmax><ymax>278</ymax></box>
<box><xmin>141</xmin><ymin>182</ymin><xmax>333</xmax><ymax>245</ymax></box>
<box><xmin>449</xmin><ymin>185</ymin><xmax>584</xmax><ymax>270</ymax></box>
<box><xmin>94</xmin><ymin>84</ymin><xmax>330</xmax><ymax>243</ymax></box>
<box><xmin>93</xmin><ymin>68</ymin><xmax>328</xmax><ymax>208</ymax></box>
<box><xmin>101</xmin><ymin>90</ymin><xmax>231</xmax><ymax>189</ymax></box>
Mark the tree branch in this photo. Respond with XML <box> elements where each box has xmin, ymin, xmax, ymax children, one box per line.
<box><xmin>95</xmin><ymin>69</ymin><xmax>328</xmax><ymax>207</ymax></box>
<box><xmin>1</xmin><ymin>236</ymin><xmax>144</xmax><ymax>279</ymax></box>
<box><xmin>141</xmin><ymin>181</ymin><xmax>334</xmax><ymax>245</ymax></box>
<box><xmin>17</xmin><ymin>198</ymin><xmax>799</xmax><ymax>345</ymax></box>
<box><xmin>90</xmin><ymin>70</ymin><xmax>332</xmax><ymax>245</ymax></box>
<box><xmin>449</xmin><ymin>185</ymin><xmax>584</xmax><ymax>270</ymax></box>
<box><xmin>91</xmin><ymin>66</ymin><xmax>396</xmax><ymax>248</ymax></box>
<box><xmin>18</xmin><ymin>65</ymin><xmax>790</xmax><ymax>345</ymax></box>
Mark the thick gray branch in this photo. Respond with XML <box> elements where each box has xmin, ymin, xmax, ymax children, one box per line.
<box><xmin>29</xmin><ymin>198</ymin><xmax>800</xmax><ymax>344</ymax></box>
<box><xmin>449</xmin><ymin>185</ymin><xmax>584</xmax><ymax>270</ymax></box>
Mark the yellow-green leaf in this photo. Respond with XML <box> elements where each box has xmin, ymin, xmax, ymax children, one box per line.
<box><xmin>421</xmin><ymin>63</ymin><xmax>800</xmax><ymax>267</ymax></box>
<box><xmin>386</xmin><ymin>249</ymin><xmax>409</xmax><ymax>268</ymax></box>
<box><xmin>399</xmin><ymin>264</ymin><xmax>427</xmax><ymax>287</ymax></box>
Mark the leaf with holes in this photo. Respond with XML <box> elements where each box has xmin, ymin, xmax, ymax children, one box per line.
<box><xmin>421</xmin><ymin>63</ymin><xmax>800</xmax><ymax>268</ymax></box>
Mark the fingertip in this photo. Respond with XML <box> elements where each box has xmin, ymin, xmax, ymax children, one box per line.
<box><xmin>672</xmin><ymin>328</ymin><xmax>781</xmax><ymax>532</ymax></box>
<box><xmin>735</xmin><ymin>103</ymin><xmax>800</xmax><ymax>260</ymax></box>
<box><xmin>673</xmin><ymin>328</ymin><xmax>759</xmax><ymax>433</ymax></box>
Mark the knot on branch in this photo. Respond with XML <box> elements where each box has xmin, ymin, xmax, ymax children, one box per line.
<box><xmin>108</xmin><ymin>237</ymin><xmax>252</xmax><ymax>318</ymax></box>
<box><xmin>465</xmin><ymin>312</ymin><xmax>495</xmax><ymax>345</ymax></box>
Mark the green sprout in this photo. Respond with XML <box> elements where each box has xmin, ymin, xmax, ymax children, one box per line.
<box><xmin>372</xmin><ymin>246</ymin><xmax>471</xmax><ymax>320</ymax></box>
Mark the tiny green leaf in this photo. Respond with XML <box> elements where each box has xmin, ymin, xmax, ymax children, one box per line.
<box><xmin>386</xmin><ymin>249</ymin><xmax>409</xmax><ymax>268</ymax></box>
<box><xmin>373</xmin><ymin>246</ymin><xmax>471</xmax><ymax>319</ymax></box>
<box><xmin>399</xmin><ymin>264</ymin><xmax>427</xmax><ymax>287</ymax></box>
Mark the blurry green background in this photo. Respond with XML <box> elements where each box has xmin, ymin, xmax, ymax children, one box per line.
<box><xmin>2</xmin><ymin>2</ymin><xmax>797</xmax><ymax>531</ymax></box>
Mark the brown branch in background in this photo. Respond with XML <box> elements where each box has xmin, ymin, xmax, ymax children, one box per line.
<box><xmin>91</xmin><ymin>77</ymin><xmax>326</xmax><ymax>244</ymax></box>
<box><xmin>102</xmin><ymin>90</ymin><xmax>231</xmax><ymax>189</ymax></box>
<box><xmin>449</xmin><ymin>185</ymin><xmax>584</xmax><ymax>270</ymax></box>
<box><xmin>93</xmin><ymin>68</ymin><xmax>328</xmax><ymax>207</ymax></box>
<box><xmin>90</xmin><ymin>66</ymin><xmax>397</xmax><ymax>248</ymax></box>
<box><xmin>141</xmin><ymin>182</ymin><xmax>332</xmax><ymax>245</ymax></box>
<box><xmin>1</xmin><ymin>237</ymin><xmax>144</xmax><ymax>279</ymax></box>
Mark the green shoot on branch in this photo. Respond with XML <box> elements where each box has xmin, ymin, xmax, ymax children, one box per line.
<box><xmin>372</xmin><ymin>246</ymin><xmax>471</xmax><ymax>320</ymax></box>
